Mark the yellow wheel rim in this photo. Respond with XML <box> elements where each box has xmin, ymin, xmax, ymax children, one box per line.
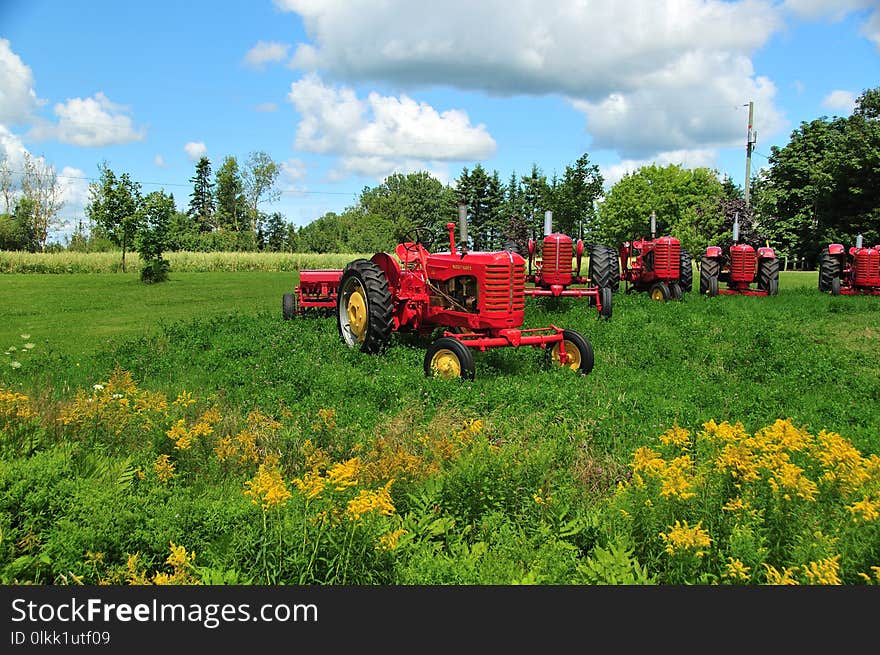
<box><xmin>430</xmin><ymin>349</ymin><xmax>461</xmax><ymax>378</ymax></box>
<box><xmin>651</xmin><ymin>287</ymin><xmax>665</xmax><ymax>301</ymax></box>
<box><xmin>346</xmin><ymin>287</ymin><xmax>368</xmax><ymax>342</ymax></box>
<box><xmin>551</xmin><ymin>340</ymin><xmax>581</xmax><ymax>370</ymax></box>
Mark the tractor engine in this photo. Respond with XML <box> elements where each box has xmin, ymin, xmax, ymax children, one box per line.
<box><xmin>423</xmin><ymin>250</ymin><xmax>526</xmax><ymax>330</ymax></box>
<box><xmin>852</xmin><ymin>246</ymin><xmax>880</xmax><ymax>287</ymax></box>
<box><xmin>729</xmin><ymin>244</ymin><xmax>757</xmax><ymax>283</ymax></box>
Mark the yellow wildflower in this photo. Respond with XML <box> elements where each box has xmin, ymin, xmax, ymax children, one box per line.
<box><xmin>763</xmin><ymin>564</ymin><xmax>800</xmax><ymax>585</ymax></box>
<box><xmin>153</xmin><ymin>454</ymin><xmax>175</xmax><ymax>482</ymax></box>
<box><xmin>327</xmin><ymin>457</ymin><xmax>360</xmax><ymax>491</ymax></box>
<box><xmin>346</xmin><ymin>480</ymin><xmax>395</xmax><ymax>521</ymax></box>
<box><xmin>659</xmin><ymin>520</ymin><xmax>712</xmax><ymax>557</ymax></box>
<box><xmin>724</xmin><ymin>558</ymin><xmax>751</xmax><ymax>581</ymax></box>
<box><xmin>659</xmin><ymin>422</ymin><xmax>691</xmax><ymax>448</ymax></box>
<box><xmin>847</xmin><ymin>496</ymin><xmax>880</xmax><ymax>522</ymax></box>
<box><xmin>377</xmin><ymin>528</ymin><xmax>406</xmax><ymax>551</ymax></box>
<box><xmin>243</xmin><ymin>464</ymin><xmax>292</xmax><ymax>509</ymax></box>
<box><xmin>802</xmin><ymin>556</ymin><xmax>842</xmax><ymax>585</ymax></box>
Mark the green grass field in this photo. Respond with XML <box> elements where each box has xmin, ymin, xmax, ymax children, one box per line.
<box><xmin>1</xmin><ymin>266</ymin><xmax>878</xmax><ymax>585</ymax></box>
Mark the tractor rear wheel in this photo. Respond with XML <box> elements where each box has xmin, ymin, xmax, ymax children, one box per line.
<box><xmin>679</xmin><ymin>250</ymin><xmax>694</xmax><ymax>293</ymax></box>
<box><xmin>550</xmin><ymin>329</ymin><xmax>594</xmax><ymax>375</ymax></box>
<box><xmin>669</xmin><ymin>282</ymin><xmax>683</xmax><ymax>300</ymax></box>
<box><xmin>700</xmin><ymin>257</ymin><xmax>720</xmax><ymax>296</ymax></box>
<box><xmin>589</xmin><ymin>244</ymin><xmax>620</xmax><ymax>291</ymax></box>
<box><xmin>282</xmin><ymin>293</ymin><xmax>296</xmax><ymax>320</ymax></box>
<box><xmin>598</xmin><ymin>287</ymin><xmax>613</xmax><ymax>319</ymax></box>
<box><xmin>818</xmin><ymin>251</ymin><xmax>840</xmax><ymax>293</ymax></box>
<box><xmin>649</xmin><ymin>281</ymin><xmax>670</xmax><ymax>301</ymax></box>
<box><xmin>337</xmin><ymin>259</ymin><xmax>394</xmax><ymax>354</ymax></box>
<box><xmin>424</xmin><ymin>337</ymin><xmax>475</xmax><ymax>380</ymax></box>
<box><xmin>757</xmin><ymin>257</ymin><xmax>780</xmax><ymax>295</ymax></box>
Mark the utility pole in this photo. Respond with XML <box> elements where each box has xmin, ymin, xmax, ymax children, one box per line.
<box><xmin>743</xmin><ymin>100</ymin><xmax>756</xmax><ymax>208</ymax></box>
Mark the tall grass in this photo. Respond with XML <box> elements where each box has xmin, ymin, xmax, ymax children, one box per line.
<box><xmin>0</xmin><ymin>250</ymin><xmax>369</xmax><ymax>274</ymax></box>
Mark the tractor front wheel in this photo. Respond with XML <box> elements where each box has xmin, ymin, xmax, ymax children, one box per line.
<box><xmin>337</xmin><ymin>259</ymin><xmax>394</xmax><ymax>354</ymax></box>
<box><xmin>649</xmin><ymin>281</ymin><xmax>670</xmax><ymax>301</ymax></box>
<box><xmin>282</xmin><ymin>293</ymin><xmax>297</xmax><ymax>320</ymax></box>
<box><xmin>669</xmin><ymin>282</ymin><xmax>683</xmax><ymax>300</ymax></box>
<box><xmin>549</xmin><ymin>330</ymin><xmax>594</xmax><ymax>375</ymax></box>
<box><xmin>700</xmin><ymin>257</ymin><xmax>720</xmax><ymax>297</ymax></box>
<box><xmin>424</xmin><ymin>337</ymin><xmax>475</xmax><ymax>380</ymax></box>
<box><xmin>831</xmin><ymin>276</ymin><xmax>841</xmax><ymax>296</ymax></box>
<box><xmin>598</xmin><ymin>287</ymin><xmax>613</xmax><ymax>319</ymax></box>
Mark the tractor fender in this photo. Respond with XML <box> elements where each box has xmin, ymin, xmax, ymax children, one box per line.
<box><xmin>827</xmin><ymin>244</ymin><xmax>845</xmax><ymax>256</ymax></box>
<box><xmin>757</xmin><ymin>247</ymin><xmax>775</xmax><ymax>258</ymax></box>
<box><xmin>705</xmin><ymin>246</ymin><xmax>723</xmax><ymax>258</ymax></box>
<box><xmin>371</xmin><ymin>252</ymin><xmax>401</xmax><ymax>290</ymax></box>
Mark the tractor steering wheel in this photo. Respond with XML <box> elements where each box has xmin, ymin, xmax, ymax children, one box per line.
<box><xmin>402</xmin><ymin>227</ymin><xmax>436</xmax><ymax>253</ymax></box>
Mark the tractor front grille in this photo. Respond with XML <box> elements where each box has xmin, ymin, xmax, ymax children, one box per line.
<box><xmin>653</xmin><ymin>241</ymin><xmax>680</xmax><ymax>278</ymax></box>
<box><xmin>542</xmin><ymin>236</ymin><xmax>572</xmax><ymax>277</ymax></box>
<box><xmin>854</xmin><ymin>250</ymin><xmax>880</xmax><ymax>286</ymax></box>
<box><xmin>484</xmin><ymin>261</ymin><xmax>525</xmax><ymax>312</ymax></box>
<box><xmin>731</xmin><ymin>247</ymin><xmax>757</xmax><ymax>282</ymax></box>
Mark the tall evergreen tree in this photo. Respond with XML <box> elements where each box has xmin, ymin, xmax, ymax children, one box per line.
<box><xmin>187</xmin><ymin>156</ymin><xmax>215</xmax><ymax>233</ymax></box>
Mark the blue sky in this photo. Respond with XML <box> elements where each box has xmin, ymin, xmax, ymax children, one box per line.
<box><xmin>1</xmin><ymin>0</ymin><xmax>878</xmax><ymax>242</ymax></box>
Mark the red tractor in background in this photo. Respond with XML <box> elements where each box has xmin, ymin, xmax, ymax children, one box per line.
<box><xmin>282</xmin><ymin>205</ymin><xmax>596</xmax><ymax>380</ymax></box>
<box><xmin>613</xmin><ymin>212</ymin><xmax>693</xmax><ymax>301</ymax></box>
<box><xmin>818</xmin><ymin>234</ymin><xmax>880</xmax><ymax>296</ymax></box>
<box><xmin>699</xmin><ymin>215</ymin><xmax>779</xmax><ymax>297</ymax></box>
<box><xmin>524</xmin><ymin>210</ymin><xmax>613</xmax><ymax>318</ymax></box>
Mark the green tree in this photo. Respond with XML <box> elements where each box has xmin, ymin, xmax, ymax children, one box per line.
<box><xmin>137</xmin><ymin>190</ymin><xmax>174</xmax><ymax>283</ymax></box>
<box><xmin>242</xmin><ymin>151</ymin><xmax>280</xmax><ymax>234</ymax></box>
<box><xmin>759</xmin><ymin>87</ymin><xmax>880</xmax><ymax>262</ymax></box>
<box><xmin>86</xmin><ymin>162</ymin><xmax>143</xmax><ymax>272</ymax></box>
<box><xmin>215</xmin><ymin>156</ymin><xmax>248</xmax><ymax>232</ymax></box>
<box><xmin>262</xmin><ymin>212</ymin><xmax>287</xmax><ymax>252</ymax></box>
<box><xmin>552</xmin><ymin>153</ymin><xmax>604</xmax><ymax>241</ymax></box>
<box><xmin>187</xmin><ymin>156</ymin><xmax>215</xmax><ymax>233</ymax></box>
<box><xmin>520</xmin><ymin>164</ymin><xmax>551</xmax><ymax>241</ymax></box>
<box><xmin>597</xmin><ymin>163</ymin><xmax>725</xmax><ymax>254</ymax></box>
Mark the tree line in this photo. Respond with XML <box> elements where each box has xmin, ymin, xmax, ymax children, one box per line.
<box><xmin>1</xmin><ymin>86</ymin><xmax>877</xmax><ymax>273</ymax></box>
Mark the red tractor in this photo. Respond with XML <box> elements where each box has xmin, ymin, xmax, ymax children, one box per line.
<box><xmin>699</xmin><ymin>217</ymin><xmax>779</xmax><ymax>297</ymax></box>
<box><xmin>282</xmin><ymin>205</ymin><xmax>595</xmax><ymax>380</ymax></box>
<box><xmin>818</xmin><ymin>234</ymin><xmax>880</xmax><ymax>296</ymax></box>
<box><xmin>611</xmin><ymin>212</ymin><xmax>693</xmax><ymax>301</ymax></box>
<box><xmin>524</xmin><ymin>211</ymin><xmax>612</xmax><ymax>318</ymax></box>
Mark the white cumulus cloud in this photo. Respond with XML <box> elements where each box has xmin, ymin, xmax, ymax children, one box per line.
<box><xmin>184</xmin><ymin>141</ymin><xmax>207</xmax><ymax>161</ymax></box>
<box><xmin>0</xmin><ymin>38</ymin><xmax>44</xmax><ymax>125</ymax></box>
<box><xmin>287</xmin><ymin>73</ymin><xmax>495</xmax><ymax>180</ymax></box>
<box><xmin>276</xmin><ymin>0</ymin><xmax>788</xmax><ymax>166</ymax></box>
<box><xmin>29</xmin><ymin>92</ymin><xmax>144</xmax><ymax>147</ymax></box>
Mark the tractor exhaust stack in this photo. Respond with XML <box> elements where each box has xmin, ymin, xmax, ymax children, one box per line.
<box><xmin>650</xmin><ymin>211</ymin><xmax>656</xmax><ymax>239</ymax></box>
<box><xmin>732</xmin><ymin>212</ymin><xmax>740</xmax><ymax>244</ymax></box>
<box><xmin>544</xmin><ymin>210</ymin><xmax>553</xmax><ymax>237</ymax></box>
<box><xmin>458</xmin><ymin>203</ymin><xmax>469</xmax><ymax>255</ymax></box>
<box><xmin>856</xmin><ymin>233</ymin><xmax>864</xmax><ymax>249</ymax></box>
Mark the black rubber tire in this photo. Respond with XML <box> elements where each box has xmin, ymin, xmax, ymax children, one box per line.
<box><xmin>679</xmin><ymin>250</ymin><xmax>693</xmax><ymax>292</ymax></box>
<box><xmin>598</xmin><ymin>286</ymin><xmax>613</xmax><ymax>319</ymax></box>
<box><xmin>818</xmin><ymin>251</ymin><xmax>840</xmax><ymax>293</ymax></box>
<box><xmin>700</xmin><ymin>257</ymin><xmax>720</xmax><ymax>296</ymax></box>
<box><xmin>757</xmin><ymin>257</ymin><xmax>780</xmax><ymax>295</ymax></box>
<box><xmin>669</xmin><ymin>282</ymin><xmax>683</xmax><ymax>300</ymax></box>
<box><xmin>549</xmin><ymin>329</ymin><xmax>594</xmax><ymax>376</ymax></box>
<box><xmin>282</xmin><ymin>293</ymin><xmax>296</xmax><ymax>320</ymax></box>
<box><xmin>589</xmin><ymin>244</ymin><xmax>620</xmax><ymax>291</ymax></box>
<box><xmin>649</xmin><ymin>281</ymin><xmax>670</xmax><ymax>302</ymax></box>
<box><xmin>424</xmin><ymin>337</ymin><xmax>475</xmax><ymax>380</ymax></box>
<box><xmin>337</xmin><ymin>259</ymin><xmax>394</xmax><ymax>354</ymax></box>
<box><xmin>830</xmin><ymin>276</ymin><xmax>841</xmax><ymax>296</ymax></box>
